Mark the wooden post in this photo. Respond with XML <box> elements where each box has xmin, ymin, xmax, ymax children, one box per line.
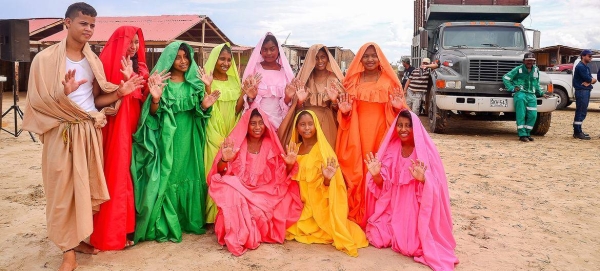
<box><xmin>201</xmin><ymin>19</ymin><xmax>206</xmax><ymax>65</ymax></box>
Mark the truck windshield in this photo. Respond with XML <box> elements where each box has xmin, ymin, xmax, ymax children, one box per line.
<box><xmin>442</xmin><ymin>26</ymin><xmax>526</xmax><ymax>50</ymax></box>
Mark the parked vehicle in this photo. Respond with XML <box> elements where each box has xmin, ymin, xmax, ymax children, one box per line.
<box><xmin>549</xmin><ymin>56</ymin><xmax>600</xmax><ymax>109</ymax></box>
<box><xmin>547</xmin><ymin>63</ymin><xmax>573</xmax><ymax>73</ymax></box>
<box><xmin>411</xmin><ymin>0</ymin><xmax>557</xmax><ymax>135</ymax></box>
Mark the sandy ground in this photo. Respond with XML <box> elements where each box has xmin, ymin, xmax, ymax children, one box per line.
<box><xmin>1</xmin><ymin>91</ymin><xmax>599</xmax><ymax>271</ymax></box>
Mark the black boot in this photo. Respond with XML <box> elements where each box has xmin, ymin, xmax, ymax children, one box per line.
<box><xmin>573</xmin><ymin>133</ymin><xmax>591</xmax><ymax>140</ymax></box>
<box><xmin>519</xmin><ymin>136</ymin><xmax>529</xmax><ymax>142</ymax></box>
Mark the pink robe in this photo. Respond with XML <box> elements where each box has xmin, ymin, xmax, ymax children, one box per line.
<box><xmin>365</xmin><ymin>111</ymin><xmax>459</xmax><ymax>271</ymax></box>
<box><xmin>242</xmin><ymin>32</ymin><xmax>294</xmax><ymax>129</ymax></box>
<box><xmin>208</xmin><ymin>108</ymin><xmax>303</xmax><ymax>256</ymax></box>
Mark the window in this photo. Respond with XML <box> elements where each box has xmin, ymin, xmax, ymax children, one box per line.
<box><xmin>442</xmin><ymin>26</ymin><xmax>526</xmax><ymax>50</ymax></box>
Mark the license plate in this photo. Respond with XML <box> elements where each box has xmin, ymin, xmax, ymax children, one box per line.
<box><xmin>490</xmin><ymin>98</ymin><xmax>509</xmax><ymax>107</ymax></box>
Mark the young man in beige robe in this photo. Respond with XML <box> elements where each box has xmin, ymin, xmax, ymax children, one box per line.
<box><xmin>22</xmin><ymin>2</ymin><xmax>144</xmax><ymax>270</ymax></box>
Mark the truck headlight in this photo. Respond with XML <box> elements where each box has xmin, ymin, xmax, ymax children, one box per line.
<box><xmin>436</xmin><ymin>79</ymin><xmax>461</xmax><ymax>89</ymax></box>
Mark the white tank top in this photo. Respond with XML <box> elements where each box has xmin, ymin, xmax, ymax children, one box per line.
<box><xmin>65</xmin><ymin>57</ymin><xmax>97</xmax><ymax>112</ymax></box>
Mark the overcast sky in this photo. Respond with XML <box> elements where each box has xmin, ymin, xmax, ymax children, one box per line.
<box><xmin>1</xmin><ymin>0</ymin><xmax>599</xmax><ymax>63</ymax></box>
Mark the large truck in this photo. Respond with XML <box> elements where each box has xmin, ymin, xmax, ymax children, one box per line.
<box><xmin>411</xmin><ymin>0</ymin><xmax>557</xmax><ymax>134</ymax></box>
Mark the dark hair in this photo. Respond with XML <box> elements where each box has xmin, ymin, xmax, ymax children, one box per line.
<box><xmin>295</xmin><ymin>111</ymin><xmax>314</xmax><ymax>142</ymax></box>
<box><xmin>250</xmin><ymin>108</ymin><xmax>262</xmax><ymax>119</ymax></box>
<box><xmin>131</xmin><ymin>53</ymin><xmax>139</xmax><ymax>74</ymax></box>
<box><xmin>263</xmin><ymin>34</ymin><xmax>279</xmax><ymax>48</ymax></box>
<box><xmin>397</xmin><ymin>109</ymin><xmax>413</xmax><ymax>126</ymax></box>
<box><xmin>170</xmin><ymin>44</ymin><xmax>192</xmax><ymax>72</ymax></box>
<box><xmin>262</xmin><ymin>34</ymin><xmax>280</xmax><ymax>59</ymax></box>
<box><xmin>220</xmin><ymin>45</ymin><xmax>232</xmax><ymax>55</ymax></box>
<box><xmin>65</xmin><ymin>2</ymin><xmax>97</xmax><ymax>19</ymax></box>
<box><xmin>318</xmin><ymin>47</ymin><xmax>327</xmax><ymax>55</ymax></box>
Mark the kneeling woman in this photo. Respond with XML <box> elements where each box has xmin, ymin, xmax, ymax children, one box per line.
<box><xmin>207</xmin><ymin>108</ymin><xmax>303</xmax><ymax>256</ymax></box>
<box><xmin>285</xmin><ymin>110</ymin><xmax>368</xmax><ymax>257</ymax></box>
<box><xmin>364</xmin><ymin>110</ymin><xmax>459</xmax><ymax>271</ymax></box>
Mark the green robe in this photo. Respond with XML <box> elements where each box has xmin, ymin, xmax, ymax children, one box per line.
<box><xmin>203</xmin><ymin>43</ymin><xmax>242</xmax><ymax>223</ymax></box>
<box><xmin>132</xmin><ymin>41</ymin><xmax>210</xmax><ymax>243</ymax></box>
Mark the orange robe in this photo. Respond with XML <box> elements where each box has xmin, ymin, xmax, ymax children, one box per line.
<box><xmin>335</xmin><ymin>42</ymin><xmax>403</xmax><ymax>228</ymax></box>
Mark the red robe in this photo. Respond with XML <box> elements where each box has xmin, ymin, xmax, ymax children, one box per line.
<box><xmin>90</xmin><ymin>26</ymin><xmax>149</xmax><ymax>250</ymax></box>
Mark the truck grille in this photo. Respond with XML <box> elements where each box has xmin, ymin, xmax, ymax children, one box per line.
<box><xmin>468</xmin><ymin>60</ymin><xmax>521</xmax><ymax>82</ymax></box>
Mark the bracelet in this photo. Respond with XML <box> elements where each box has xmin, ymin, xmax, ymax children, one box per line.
<box><xmin>220</xmin><ymin>157</ymin><xmax>229</xmax><ymax>163</ymax></box>
<box><xmin>247</xmin><ymin>97</ymin><xmax>255</xmax><ymax>103</ymax></box>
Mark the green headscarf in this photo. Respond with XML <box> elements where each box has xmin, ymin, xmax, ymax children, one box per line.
<box><xmin>151</xmin><ymin>41</ymin><xmax>204</xmax><ymax>92</ymax></box>
<box><xmin>203</xmin><ymin>42</ymin><xmax>241</xmax><ymax>88</ymax></box>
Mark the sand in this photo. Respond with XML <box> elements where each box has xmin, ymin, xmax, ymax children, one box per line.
<box><xmin>1</xmin><ymin>91</ymin><xmax>599</xmax><ymax>271</ymax></box>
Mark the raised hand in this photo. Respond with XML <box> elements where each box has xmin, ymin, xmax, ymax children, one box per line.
<box><xmin>390</xmin><ymin>87</ymin><xmax>405</xmax><ymax>110</ymax></box>
<box><xmin>281</xmin><ymin>141</ymin><xmax>301</xmax><ymax>165</ymax></box>
<box><xmin>326</xmin><ymin>80</ymin><xmax>344</xmax><ymax>102</ymax></box>
<box><xmin>337</xmin><ymin>92</ymin><xmax>353</xmax><ymax>115</ymax></box>
<box><xmin>296</xmin><ymin>85</ymin><xmax>309</xmax><ymax>104</ymax></box>
<box><xmin>242</xmin><ymin>73</ymin><xmax>261</xmax><ymax>99</ymax></box>
<box><xmin>409</xmin><ymin>159</ymin><xmax>427</xmax><ymax>182</ymax></box>
<box><xmin>364</xmin><ymin>152</ymin><xmax>382</xmax><ymax>177</ymax></box>
<box><xmin>117</xmin><ymin>74</ymin><xmax>145</xmax><ymax>97</ymax></box>
<box><xmin>120</xmin><ymin>56</ymin><xmax>134</xmax><ymax>81</ymax></box>
<box><xmin>285</xmin><ymin>78</ymin><xmax>302</xmax><ymax>101</ymax></box>
<box><xmin>322</xmin><ymin>157</ymin><xmax>339</xmax><ymax>181</ymax></box>
<box><xmin>201</xmin><ymin>90</ymin><xmax>221</xmax><ymax>109</ymax></box>
<box><xmin>148</xmin><ymin>77</ymin><xmax>166</xmax><ymax>102</ymax></box>
<box><xmin>62</xmin><ymin>69</ymin><xmax>88</xmax><ymax>95</ymax></box>
<box><xmin>197</xmin><ymin>67</ymin><xmax>213</xmax><ymax>87</ymax></box>
<box><xmin>220</xmin><ymin>137</ymin><xmax>240</xmax><ymax>162</ymax></box>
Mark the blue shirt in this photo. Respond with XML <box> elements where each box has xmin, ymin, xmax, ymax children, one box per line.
<box><xmin>573</xmin><ymin>62</ymin><xmax>593</xmax><ymax>90</ymax></box>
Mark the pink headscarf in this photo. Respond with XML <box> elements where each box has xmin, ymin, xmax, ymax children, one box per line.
<box><xmin>242</xmin><ymin>32</ymin><xmax>294</xmax><ymax>82</ymax></box>
<box><xmin>365</xmin><ymin>110</ymin><xmax>458</xmax><ymax>270</ymax></box>
<box><xmin>206</xmin><ymin>107</ymin><xmax>287</xmax><ymax>186</ymax></box>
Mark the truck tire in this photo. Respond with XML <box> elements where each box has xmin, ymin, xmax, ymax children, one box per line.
<box><xmin>531</xmin><ymin>112</ymin><xmax>552</xmax><ymax>136</ymax></box>
<box><xmin>428</xmin><ymin>88</ymin><xmax>448</xmax><ymax>133</ymax></box>
<box><xmin>552</xmin><ymin>86</ymin><xmax>569</xmax><ymax>109</ymax></box>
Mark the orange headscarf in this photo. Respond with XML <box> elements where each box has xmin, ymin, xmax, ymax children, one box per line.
<box><xmin>343</xmin><ymin>42</ymin><xmax>402</xmax><ymax>102</ymax></box>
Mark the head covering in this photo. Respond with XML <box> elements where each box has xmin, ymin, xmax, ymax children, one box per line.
<box><xmin>523</xmin><ymin>52</ymin><xmax>536</xmax><ymax>61</ymax></box>
<box><xmin>290</xmin><ymin>110</ymin><xmax>339</xmax><ymax>166</ymax></box>
<box><xmin>580</xmin><ymin>49</ymin><xmax>593</xmax><ymax>56</ymax></box>
<box><xmin>366</xmin><ymin>110</ymin><xmax>457</xmax><ymax>268</ymax></box>
<box><xmin>207</xmin><ymin>107</ymin><xmax>284</xmax><ymax>186</ymax></box>
<box><xmin>343</xmin><ymin>42</ymin><xmax>401</xmax><ymax>97</ymax></box>
<box><xmin>203</xmin><ymin>42</ymin><xmax>241</xmax><ymax>88</ymax></box>
<box><xmin>422</xmin><ymin>57</ymin><xmax>431</xmax><ymax>64</ymax></box>
<box><xmin>151</xmin><ymin>41</ymin><xmax>203</xmax><ymax>92</ymax></box>
<box><xmin>242</xmin><ymin>32</ymin><xmax>294</xmax><ymax>82</ymax></box>
<box><xmin>402</xmin><ymin>57</ymin><xmax>411</xmax><ymax>64</ymax></box>
<box><xmin>99</xmin><ymin>26</ymin><xmax>148</xmax><ymax>98</ymax></box>
<box><xmin>296</xmin><ymin>44</ymin><xmax>344</xmax><ymax>86</ymax></box>
<box><xmin>99</xmin><ymin>26</ymin><xmax>147</xmax><ymax>82</ymax></box>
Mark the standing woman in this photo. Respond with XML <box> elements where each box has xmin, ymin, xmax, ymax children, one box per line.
<box><xmin>278</xmin><ymin>44</ymin><xmax>345</xmax><ymax>147</ymax></box>
<box><xmin>285</xmin><ymin>110</ymin><xmax>368</xmax><ymax>257</ymax></box>
<box><xmin>131</xmin><ymin>41</ymin><xmax>220</xmax><ymax>243</ymax></box>
<box><xmin>198</xmin><ymin>43</ymin><xmax>244</xmax><ymax>223</ymax></box>
<box><xmin>364</xmin><ymin>110</ymin><xmax>458</xmax><ymax>270</ymax></box>
<box><xmin>90</xmin><ymin>26</ymin><xmax>149</xmax><ymax>250</ymax></box>
<box><xmin>241</xmin><ymin>32</ymin><xmax>295</xmax><ymax>129</ymax></box>
<box><xmin>336</xmin><ymin>42</ymin><xmax>405</xmax><ymax>228</ymax></box>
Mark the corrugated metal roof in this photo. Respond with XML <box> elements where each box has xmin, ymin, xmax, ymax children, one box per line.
<box><xmin>40</xmin><ymin>15</ymin><xmax>206</xmax><ymax>43</ymax></box>
<box><xmin>29</xmin><ymin>18</ymin><xmax>62</xmax><ymax>34</ymax></box>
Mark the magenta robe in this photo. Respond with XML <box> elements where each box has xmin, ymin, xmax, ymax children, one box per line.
<box><xmin>208</xmin><ymin>108</ymin><xmax>303</xmax><ymax>256</ymax></box>
<box><xmin>365</xmin><ymin>111</ymin><xmax>459</xmax><ymax>271</ymax></box>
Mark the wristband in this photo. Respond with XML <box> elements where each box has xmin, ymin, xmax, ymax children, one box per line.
<box><xmin>220</xmin><ymin>157</ymin><xmax>229</xmax><ymax>163</ymax></box>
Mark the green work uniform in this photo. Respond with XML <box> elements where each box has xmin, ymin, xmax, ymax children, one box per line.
<box><xmin>503</xmin><ymin>64</ymin><xmax>544</xmax><ymax>137</ymax></box>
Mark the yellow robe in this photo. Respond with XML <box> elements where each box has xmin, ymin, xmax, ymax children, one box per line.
<box><xmin>285</xmin><ymin>110</ymin><xmax>368</xmax><ymax>257</ymax></box>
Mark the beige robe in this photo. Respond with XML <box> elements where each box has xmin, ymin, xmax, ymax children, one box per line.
<box><xmin>22</xmin><ymin>39</ymin><xmax>119</xmax><ymax>251</ymax></box>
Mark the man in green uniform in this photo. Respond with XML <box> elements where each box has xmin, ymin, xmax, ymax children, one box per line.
<box><xmin>503</xmin><ymin>52</ymin><xmax>549</xmax><ymax>142</ymax></box>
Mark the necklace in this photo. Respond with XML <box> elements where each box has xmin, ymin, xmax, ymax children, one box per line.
<box><xmin>401</xmin><ymin>146</ymin><xmax>413</xmax><ymax>158</ymax></box>
<box><xmin>361</xmin><ymin>70</ymin><xmax>381</xmax><ymax>83</ymax></box>
<box><xmin>248</xmin><ymin>141</ymin><xmax>262</xmax><ymax>154</ymax></box>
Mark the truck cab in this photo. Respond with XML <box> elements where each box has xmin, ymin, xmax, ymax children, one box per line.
<box><xmin>413</xmin><ymin>1</ymin><xmax>557</xmax><ymax>134</ymax></box>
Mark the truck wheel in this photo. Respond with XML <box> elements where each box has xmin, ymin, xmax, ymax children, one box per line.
<box><xmin>428</xmin><ymin>89</ymin><xmax>448</xmax><ymax>133</ymax></box>
<box><xmin>531</xmin><ymin>112</ymin><xmax>552</xmax><ymax>136</ymax></box>
<box><xmin>552</xmin><ymin>86</ymin><xmax>568</xmax><ymax>109</ymax></box>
